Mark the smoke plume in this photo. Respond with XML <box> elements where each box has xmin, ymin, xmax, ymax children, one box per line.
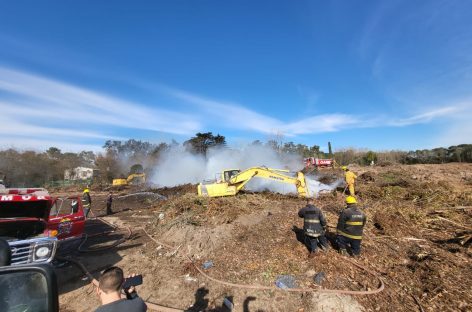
<box><xmin>151</xmin><ymin>145</ymin><xmax>340</xmax><ymax>196</ymax></box>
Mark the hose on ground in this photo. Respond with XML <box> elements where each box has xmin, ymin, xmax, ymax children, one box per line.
<box><xmin>142</xmin><ymin>228</ymin><xmax>385</xmax><ymax>295</ymax></box>
<box><xmin>60</xmin><ymin>216</ymin><xmax>184</xmax><ymax>312</ymax></box>
<box><xmin>66</xmin><ymin>214</ymin><xmax>384</xmax><ymax>311</ymax></box>
<box><xmin>76</xmin><ymin>216</ymin><xmax>132</xmax><ymax>253</ymax></box>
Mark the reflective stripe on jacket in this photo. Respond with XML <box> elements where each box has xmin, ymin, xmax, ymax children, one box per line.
<box><xmin>82</xmin><ymin>192</ymin><xmax>92</xmax><ymax>207</ymax></box>
<box><xmin>298</xmin><ymin>204</ymin><xmax>327</xmax><ymax>237</ymax></box>
<box><xmin>336</xmin><ymin>204</ymin><xmax>366</xmax><ymax>240</ymax></box>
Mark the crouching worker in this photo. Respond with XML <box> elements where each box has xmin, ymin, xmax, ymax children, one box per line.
<box><xmin>298</xmin><ymin>198</ymin><xmax>329</xmax><ymax>258</ymax></box>
<box><xmin>95</xmin><ymin>266</ymin><xmax>147</xmax><ymax>312</ymax></box>
<box><xmin>336</xmin><ymin>196</ymin><xmax>366</xmax><ymax>257</ymax></box>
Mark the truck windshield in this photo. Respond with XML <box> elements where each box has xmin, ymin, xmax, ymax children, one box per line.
<box><xmin>50</xmin><ymin>198</ymin><xmax>79</xmax><ymax>217</ymax></box>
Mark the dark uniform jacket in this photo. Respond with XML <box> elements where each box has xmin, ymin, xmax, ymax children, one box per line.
<box><xmin>95</xmin><ymin>297</ymin><xmax>147</xmax><ymax>312</ymax></box>
<box><xmin>298</xmin><ymin>204</ymin><xmax>327</xmax><ymax>237</ymax></box>
<box><xmin>82</xmin><ymin>192</ymin><xmax>92</xmax><ymax>207</ymax></box>
<box><xmin>336</xmin><ymin>204</ymin><xmax>366</xmax><ymax>240</ymax></box>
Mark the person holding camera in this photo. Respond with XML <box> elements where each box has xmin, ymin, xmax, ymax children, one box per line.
<box><xmin>95</xmin><ymin>266</ymin><xmax>147</xmax><ymax>312</ymax></box>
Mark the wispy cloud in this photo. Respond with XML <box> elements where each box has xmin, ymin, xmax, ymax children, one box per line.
<box><xmin>162</xmin><ymin>86</ymin><xmax>464</xmax><ymax>137</ymax></box>
<box><xmin>282</xmin><ymin>114</ymin><xmax>361</xmax><ymax>135</ymax></box>
<box><xmin>0</xmin><ymin>66</ymin><xmax>467</xmax><ymax>151</ymax></box>
<box><xmin>164</xmin><ymin>87</ymin><xmax>362</xmax><ymax>136</ymax></box>
<box><xmin>0</xmin><ymin>67</ymin><xmax>201</xmax><ymax>134</ymax></box>
<box><xmin>0</xmin><ymin>137</ymin><xmax>102</xmax><ymax>152</ymax></box>
<box><xmin>357</xmin><ymin>1</ymin><xmax>402</xmax><ymax>59</ymax></box>
<box><xmin>163</xmin><ymin>87</ymin><xmax>283</xmax><ymax>134</ymax></box>
<box><xmin>0</xmin><ymin>67</ymin><xmax>202</xmax><ymax>150</ymax></box>
<box><xmin>388</xmin><ymin>105</ymin><xmax>465</xmax><ymax>127</ymax></box>
<box><xmin>434</xmin><ymin>101</ymin><xmax>472</xmax><ymax>146</ymax></box>
<box><xmin>0</xmin><ymin>111</ymin><xmax>121</xmax><ymax>140</ymax></box>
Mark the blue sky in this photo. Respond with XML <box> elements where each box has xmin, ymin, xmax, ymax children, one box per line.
<box><xmin>0</xmin><ymin>0</ymin><xmax>471</xmax><ymax>152</ymax></box>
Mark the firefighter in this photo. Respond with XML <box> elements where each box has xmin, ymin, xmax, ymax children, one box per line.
<box><xmin>82</xmin><ymin>186</ymin><xmax>92</xmax><ymax>218</ymax></box>
<box><xmin>342</xmin><ymin>166</ymin><xmax>357</xmax><ymax>195</ymax></box>
<box><xmin>106</xmin><ymin>192</ymin><xmax>113</xmax><ymax>215</ymax></box>
<box><xmin>336</xmin><ymin>196</ymin><xmax>366</xmax><ymax>256</ymax></box>
<box><xmin>298</xmin><ymin>198</ymin><xmax>329</xmax><ymax>258</ymax></box>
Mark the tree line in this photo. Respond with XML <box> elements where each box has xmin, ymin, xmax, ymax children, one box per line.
<box><xmin>0</xmin><ymin>132</ymin><xmax>470</xmax><ymax>187</ymax></box>
<box><xmin>0</xmin><ymin>133</ymin><xmax>227</xmax><ymax>187</ymax></box>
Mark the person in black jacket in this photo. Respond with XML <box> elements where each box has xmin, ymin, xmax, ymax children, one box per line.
<box><xmin>95</xmin><ymin>266</ymin><xmax>147</xmax><ymax>312</ymax></box>
<box><xmin>82</xmin><ymin>186</ymin><xmax>92</xmax><ymax>218</ymax></box>
<box><xmin>106</xmin><ymin>192</ymin><xmax>113</xmax><ymax>215</ymax></box>
<box><xmin>336</xmin><ymin>196</ymin><xmax>367</xmax><ymax>256</ymax></box>
<box><xmin>298</xmin><ymin>198</ymin><xmax>329</xmax><ymax>258</ymax></box>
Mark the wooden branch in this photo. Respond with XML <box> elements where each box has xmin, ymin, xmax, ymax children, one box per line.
<box><xmin>436</xmin><ymin>216</ymin><xmax>472</xmax><ymax>231</ymax></box>
<box><xmin>412</xmin><ymin>295</ymin><xmax>425</xmax><ymax>312</ymax></box>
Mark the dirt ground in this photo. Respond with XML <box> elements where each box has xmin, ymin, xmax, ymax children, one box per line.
<box><xmin>55</xmin><ymin>163</ymin><xmax>472</xmax><ymax>312</ymax></box>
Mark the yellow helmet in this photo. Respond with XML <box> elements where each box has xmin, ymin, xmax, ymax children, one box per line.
<box><xmin>346</xmin><ymin>196</ymin><xmax>357</xmax><ymax>204</ymax></box>
<box><xmin>83</xmin><ymin>188</ymin><xmax>89</xmax><ymax>193</ymax></box>
<box><xmin>341</xmin><ymin>166</ymin><xmax>348</xmax><ymax>171</ymax></box>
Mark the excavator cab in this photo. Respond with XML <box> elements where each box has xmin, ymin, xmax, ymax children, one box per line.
<box><xmin>222</xmin><ymin>169</ymin><xmax>240</xmax><ymax>182</ymax></box>
<box><xmin>199</xmin><ymin>169</ymin><xmax>241</xmax><ymax>197</ymax></box>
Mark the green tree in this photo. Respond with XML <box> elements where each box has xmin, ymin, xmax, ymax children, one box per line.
<box><xmin>309</xmin><ymin>145</ymin><xmax>321</xmax><ymax>157</ymax></box>
<box><xmin>46</xmin><ymin>147</ymin><xmax>62</xmax><ymax>160</ymax></box>
<box><xmin>266</xmin><ymin>139</ymin><xmax>280</xmax><ymax>152</ymax></box>
<box><xmin>282</xmin><ymin>142</ymin><xmax>297</xmax><ymax>154</ymax></box>
<box><xmin>363</xmin><ymin>151</ymin><xmax>378</xmax><ymax>164</ymax></box>
<box><xmin>183</xmin><ymin>132</ymin><xmax>226</xmax><ymax>155</ymax></box>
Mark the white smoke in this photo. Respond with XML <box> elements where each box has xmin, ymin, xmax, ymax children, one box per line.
<box><xmin>151</xmin><ymin>145</ymin><xmax>338</xmax><ymax>196</ymax></box>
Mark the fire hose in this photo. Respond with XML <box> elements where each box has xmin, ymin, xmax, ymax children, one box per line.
<box><xmin>59</xmin><ymin>217</ymin><xmax>184</xmax><ymax>312</ymax></box>
<box><xmin>63</xmin><ymin>217</ymin><xmax>384</xmax><ymax>311</ymax></box>
<box><xmin>141</xmin><ymin>228</ymin><xmax>385</xmax><ymax>295</ymax></box>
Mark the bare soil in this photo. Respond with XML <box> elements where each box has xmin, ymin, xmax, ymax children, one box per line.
<box><xmin>56</xmin><ymin>163</ymin><xmax>472</xmax><ymax>312</ymax></box>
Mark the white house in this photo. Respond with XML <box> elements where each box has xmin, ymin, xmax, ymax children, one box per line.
<box><xmin>64</xmin><ymin>167</ymin><xmax>95</xmax><ymax>181</ymax></box>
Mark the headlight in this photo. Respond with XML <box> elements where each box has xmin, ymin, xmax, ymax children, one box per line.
<box><xmin>33</xmin><ymin>243</ymin><xmax>54</xmax><ymax>262</ymax></box>
<box><xmin>35</xmin><ymin>246</ymin><xmax>50</xmax><ymax>258</ymax></box>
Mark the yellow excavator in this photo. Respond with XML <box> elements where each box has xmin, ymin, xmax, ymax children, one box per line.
<box><xmin>197</xmin><ymin>166</ymin><xmax>310</xmax><ymax>197</ymax></box>
<box><xmin>112</xmin><ymin>164</ymin><xmax>146</xmax><ymax>186</ymax></box>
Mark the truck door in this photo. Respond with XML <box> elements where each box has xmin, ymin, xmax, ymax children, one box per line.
<box><xmin>48</xmin><ymin>197</ymin><xmax>85</xmax><ymax>240</ymax></box>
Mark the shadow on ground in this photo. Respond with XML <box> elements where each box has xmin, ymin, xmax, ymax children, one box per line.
<box><xmin>55</xmin><ymin>218</ymin><xmax>142</xmax><ymax>295</ymax></box>
<box><xmin>185</xmin><ymin>287</ymin><xmax>265</xmax><ymax>312</ymax></box>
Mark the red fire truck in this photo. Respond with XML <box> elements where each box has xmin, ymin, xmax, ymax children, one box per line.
<box><xmin>304</xmin><ymin>157</ymin><xmax>336</xmax><ymax>169</ymax></box>
<box><xmin>0</xmin><ymin>188</ymin><xmax>86</xmax><ymax>265</ymax></box>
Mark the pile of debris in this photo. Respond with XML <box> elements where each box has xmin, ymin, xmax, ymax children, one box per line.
<box><xmin>61</xmin><ymin>163</ymin><xmax>471</xmax><ymax>311</ymax></box>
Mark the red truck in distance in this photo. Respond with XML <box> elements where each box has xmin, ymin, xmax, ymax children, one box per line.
<box><xmin>304</xmin><ymin>157</ymin><xmax>336</xmax><ymax>169</ymax></box>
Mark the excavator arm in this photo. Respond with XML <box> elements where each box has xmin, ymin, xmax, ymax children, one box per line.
<box><xmin>198</xmin><ymin>167</ymin><xmax>310</xmax><ymax>197</ymax></box>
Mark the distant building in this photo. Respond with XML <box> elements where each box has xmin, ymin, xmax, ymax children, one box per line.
<box><xmin>64</xmin><ymin>167</ymin><xmax>98</xmax><ymax>181</ymax></box>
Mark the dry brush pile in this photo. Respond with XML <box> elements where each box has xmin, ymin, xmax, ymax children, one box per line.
<box><xmin>123</xmin><ymin>164</ymin><xmax>471</xmax><ymax>311</ymax></box>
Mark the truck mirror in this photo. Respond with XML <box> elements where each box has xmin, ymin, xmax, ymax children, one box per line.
<box><xmin>0</xmin><ymin>264</ymin><xmax>59</xmax><ymax>312</ymax></box>
<box><xmin>0</xmin><ymin>239</ymin><xmax>11</xmax><ymax>266</ymax></box>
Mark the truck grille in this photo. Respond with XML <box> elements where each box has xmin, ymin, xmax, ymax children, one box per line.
<box><xmin>9</xmin><ymin>241</ymin><xmax>33</xmax><ymax>265</ymax></box>
<box><xmin>8</xmin><ymin>237</ymin><xmax>57</xmax><ymax>265</ymax></box>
